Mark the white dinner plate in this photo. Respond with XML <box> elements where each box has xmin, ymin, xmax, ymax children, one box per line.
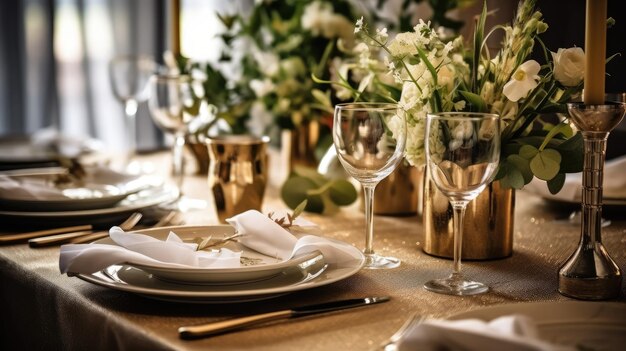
<box><xmin>75</xmin><ymin>236</ymin><xmax>365</xmax><ymax>303</ymax></box>
<box><xmin>93</xmin><ymin>225</ymin><xmax>326</xmax><ymax>285</ymax></box>
<box><xmin>0</xmin><ymin>166</ymin><xmax>152</xmax><ymax>211</ymax></box>
<box><xmin>449</xmin><ymin>301</ymin><xmax>626</xmax><ymax>350</ymax></box>
<box><xmin>0</xmin><ymin>184</ymin><xmax>178</xmax><ymax>220</ymax></box>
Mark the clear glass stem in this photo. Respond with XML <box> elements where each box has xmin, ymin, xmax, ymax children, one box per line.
<box><xmin>363</xmin><ymin>184</ymin><xmax>376</xmax><ymax>255</ymax></box>
<box><xmin>450</xmin><ymin>200</ymin><xmax>468</xmax><ymax>277</ymax></box>
<box><xmin>172</xmin><ymin>132</ymin><xmax>186</xmax><ymax>193</ymax></box>
<box><xmin>124</xmin><ymin>99</ymin><xmax>138</xmax><ymax>155</ymax></box>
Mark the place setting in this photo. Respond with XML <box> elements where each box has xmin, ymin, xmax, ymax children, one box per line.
<box><xmin>59</xmin><ymin>209</ymin><xmax>366</xmax><ymax>303</ymax></box>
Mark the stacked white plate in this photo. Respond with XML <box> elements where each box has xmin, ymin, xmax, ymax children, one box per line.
<box><xmin>0</xmin><ymin>166</ymin><xmax>178</xmax><ymax>225</ymax></box>
<box><xmin>75</xmin><ymin>225</ymin><xmax>366</xmax><ymax>303</ymax></box>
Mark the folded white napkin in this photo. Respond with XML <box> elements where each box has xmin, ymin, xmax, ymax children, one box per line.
<box><xmin>59</xmin><ymin>210</ymin><xmax>362</xmax><ymax>274</ymax></box>
<box><xmin>524</xmin><ymin>155</ymin><xmax>626</xmax><ymax>201</ymax></box>
<box><xmin>394</xmin><ymin>315</ymin><xmax>574</xmax><ymax>351</ymax></box>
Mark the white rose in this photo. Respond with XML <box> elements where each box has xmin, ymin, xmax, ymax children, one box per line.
<box><xmin>249</xmin><ymin>79</ymin><xmax>275</xmax><ymax>98</ymax></box>
<box><xmin>551</xmin><ymin>47</ymin><xmax>585</xmax><ymax>87</ymax></box>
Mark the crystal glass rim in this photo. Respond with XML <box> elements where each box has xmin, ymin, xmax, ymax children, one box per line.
<box><xmin>334</xmin><ymin>102</ymin><xmax>399</xmax><ymax>111</ymax></box>
<box><xmin>427</xmin><ymin>112</ymin><xmax>499</xmax><ymax>121</ymax></box>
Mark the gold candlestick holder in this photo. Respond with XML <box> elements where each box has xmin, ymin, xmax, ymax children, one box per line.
<box><xmin>559</xmin><ymin>102</ymin><xmax>626</xmax><ymax>300</ymax></box>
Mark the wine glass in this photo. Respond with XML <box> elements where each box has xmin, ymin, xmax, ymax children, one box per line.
<box><xmin>109</xmin><ymin>56</ymin><xmax>157</xmax><ymax>161</ymax></box>
<box><xmin>147</xmin><ymin>74</ymin><xmax>208</xmax><ymax>211</ymax></box>
<box><xmin>424</xmin><ymin>112</ymin><xmax>500</xmax><ymax>295</ymax></box>
<box><xmin>333</xmin><ymin>102</ymin><xmax>407</xmax><ymax>269</ymax></box>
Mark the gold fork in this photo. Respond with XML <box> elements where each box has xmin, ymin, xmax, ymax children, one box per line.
<box><xmin>64</xmin><ymin>210</ymin><xmax>180</xmax><ymax>244</ymax></box>
<box><xmin>29</xmin><ymin>212</ymin><xmax>143</xmax><ymax>247</ymax></box>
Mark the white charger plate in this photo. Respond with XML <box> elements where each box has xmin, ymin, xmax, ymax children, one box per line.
<box><xmin>93</xmin><ymin>225</ymin><xmax>326</xmax><ymax>285</ymax></box>
<box><xmin>448</xmin><ymin>301</ymin><xmax>626</xmax><ymax>350</ymax></box>
<box><xmin>75</xmin><ymin>234</ymin><xmax>365</xmax><ymax>303</ymax></box>
<box><xmin>0</xmin><ymin>166</ymin><xmax>157</xmax><ymax>211</ymax></box>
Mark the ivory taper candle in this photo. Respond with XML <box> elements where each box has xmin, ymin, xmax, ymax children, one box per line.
<box><xmin>583</xmin><ymin>0</ymin><xmax>607</xmax><ymax>105</ymax></box>
<box><xmin>171</xmin><ymin>0</ymin><xmax>181</xmax><ymax>55</ymax></box>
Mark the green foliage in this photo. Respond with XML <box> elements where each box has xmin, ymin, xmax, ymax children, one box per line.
<box><xmin>281</xmin><ymin>166</ymin><xmax>357</xmax><ymax>214</ymax></box>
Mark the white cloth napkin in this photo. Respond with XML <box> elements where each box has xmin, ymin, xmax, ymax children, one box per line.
<box><xmin>394</xmin><ymin>315</ymin><xmax>574</xmax><ymax>351</ymax></box>
<box><xmin>59</xmin><ymin>210</ymin><xmax>362</xmax><ymax>274</ymax></box>
<box><xmin>524</xmin><ymin>155</ymin><xmax>626</xmax><ymax>201</ymax></box>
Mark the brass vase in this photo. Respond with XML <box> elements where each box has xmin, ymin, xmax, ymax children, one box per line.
<box><xmin>206</xmin><ymin>135</ymin><xmax>270</xmax><ymax>223</ymax></box>
<box><xmin>361</xmin><ymin>162</ymin><xmax>421</xmax><ymax>215</ymax></box>
<box><xmin>423</xmin><ymin>171</ymin><xmax>514</xmax><ymax>260</ymax></box>
<box><xmin>185</xmin><ymin>141</ymin><xmax>210</xmax><ymax>175</ymax></box>
<box><xmin>281</xmin><ymin>119</ymin><xmax>320</xmax><ymax>173</ymax></box>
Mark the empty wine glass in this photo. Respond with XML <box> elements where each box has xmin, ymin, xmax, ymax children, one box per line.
<box><xmin>333</xmin><ymin>103</ymin><xmax>406</xmax><ymax>269</ymax></box>
<box><xmin>109</xmin><ymin>55</ymin><xmax>157</xmax><ymax>160</ymax></box>
<box><xmin>424</xmin><ymin>112</ymin><xmax>500</xmax><ymax>295</ymax></box>
<box><xmin>147</xmin><ymin>74</ymin><xmax>208</xmax><ymax>211</ymax></box>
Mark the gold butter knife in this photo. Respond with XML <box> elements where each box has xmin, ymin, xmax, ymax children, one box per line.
<box><xmin>178</xmin><ymin>296</ymin><xmax>390</xmax><ymax>339</ymax></box>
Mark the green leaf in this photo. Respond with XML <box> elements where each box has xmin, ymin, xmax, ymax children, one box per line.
<box><xmin>306</xmin><ymin>195</ymin><xmax>325</xmax><ymax>213</ymax></box>
<box><xmin>506</xmin><ymin>154</ymin><xmax>533</xmax><ymax>184</ymax></box>
<box><xmin>530</xmin><ymin>149</ymin><xmax>562</xmax><ymax>180</ymax></box>
<box><xmin>497</xmin><ymin>163</ymin><xmax>524</xmax><ymax>189</ymax></box>
<box><xmin>328</xmin><ymin>180</ymin><xmax>358</xmax><ymax>206</ymax></box>
<box><xmin>281</xmin><ymin>176</ymin><xmax>317</xmax><ymax>209</ymax></box>
<box><xmin>519</xmin><ymin>145</ymin><xmax>539</xmax><ymax>159</ymax></box>
<box><xmin>547</xmin><ymin>173</ymin><xmax>566</xmax><ymax>194</ymax></box>
<box><xmin>292</xmin><ymin>199</ymin><xmax>308</xmax><ymax>219</ymax></box>
<box><xmin>292</xmin><ymin>167</ymin><xmax>327</xmax><ymax>186</ymax></box>
<box><xmin>311</xmin><ymin>89</ymin><xmax>332</xmax><ymax>110</ymax></box>
<box><xmin>459</xmin><ymin>91</ymin><xmax>486</xmax><ymax>112</ymax></box>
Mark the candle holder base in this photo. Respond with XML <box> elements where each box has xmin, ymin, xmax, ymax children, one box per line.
<box><xmin>558</xmin><ymin>243</ymin><xmax>622</xmax><ymax>300</ymax></box>
<box><xmin>559</xmin><ymin>102</ymin><xmax>625</xmax><ymax>300</ymax></box>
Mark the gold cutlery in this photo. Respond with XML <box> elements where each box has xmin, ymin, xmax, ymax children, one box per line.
<box><xmin>58</xmin><ymin>210</ymin><xmax>180</xmax><ymax>245</ymax></box>
<box><xmin>178</xmin><ymin>296</ymin><xmax>390</xmax><ymax>339</ymax></box>
<box><xmin>0</xmin><ymin>224</ymin><xmax>93</xmax><ymax>245</ymax></box>
<box><xmin>28</xmin><ymin>212</ymin><xmax>143</xmax><ymax>247</ymax></box>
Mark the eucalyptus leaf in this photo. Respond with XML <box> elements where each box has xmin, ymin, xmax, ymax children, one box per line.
<box><xmin>329</xmin><ymin>180</ymin><xmax>358</xmax><ymax>206</ymax></box>
<box><xmin>292</xmin><ymin>167</ymin><xmax>328</xmax><ymax>186</ymax></box>
<box><xmin>281</xmin><ymin>176</ymin><xmax>317</xmax><ymax>209</ymax></box>
<box><xmin>530</xmin><ymin>149</ymin><xmax>561</xmax><ymax>180</ymax></box>
<box><xmin>506</xmin><ymin>154</ymin><xmax>533</xmax><ymax>184</ymax></box>
<box><xmin>547</xmin><ymin>173</ymin><xmax>566</xmax><ymax>194</ymax></box>
<box><xmin>519</xmin><ymin>145</ymin><xmax>539</xmax><ymax>160</ymax></box>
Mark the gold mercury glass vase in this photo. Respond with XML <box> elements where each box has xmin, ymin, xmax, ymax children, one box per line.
<box><xmin>206</xmin><ymin>135</ymin><xmax>270</xmax><ymax>223</ymax></box>
<box><xmin>422</xmin><ymin>171</ymin><xmax>515</xmax><ymax>260</ymax></box>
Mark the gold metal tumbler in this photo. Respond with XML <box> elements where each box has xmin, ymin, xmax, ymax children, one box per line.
<box><xmin>206</xmin><ymin>135</ymin><xmax>270</xmax><ymax>223</ymax></box>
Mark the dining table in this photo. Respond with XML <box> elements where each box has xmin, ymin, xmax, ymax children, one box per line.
<box><xmin>0</xmin><ymin>150</ymin><xmax>625</xmax><ymax>351</ymax></box>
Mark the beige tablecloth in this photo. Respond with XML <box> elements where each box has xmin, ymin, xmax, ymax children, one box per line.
<box><xmin>1</xmin><ymin>152</ymin><xmax>625</xmax><ymax>350</ymax></box>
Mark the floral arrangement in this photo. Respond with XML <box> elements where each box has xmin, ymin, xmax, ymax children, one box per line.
<box><xmin>340</xmin><ymin>0</ymin><xmax>603</xmax><ymax>193</ymax></box>
<box><xmin>216</xmin><ymin>0</ymin><xmax>471</xmax><ymax>143</ymax></box>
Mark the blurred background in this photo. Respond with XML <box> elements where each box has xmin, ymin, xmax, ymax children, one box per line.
<box><xmin>0</xmin><ymin>0</ymin><xmax>624</xmax><ymax>153</ymax></box>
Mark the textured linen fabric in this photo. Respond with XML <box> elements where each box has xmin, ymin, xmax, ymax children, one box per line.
<box><xmin>0</xmin><ymin>152</ymin><xmax>625</xmax><ymax>351</ymax></box>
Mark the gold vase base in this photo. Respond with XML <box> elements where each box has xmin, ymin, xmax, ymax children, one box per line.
<box><xmin>558</xmin><ymin>275</ymin><xmax>622</xmax><ymax>300</ymax></box>
<box><xmin>422</xmin><ymin>248</ymin><xmax>512</xmax><ymax>261</ymax></box>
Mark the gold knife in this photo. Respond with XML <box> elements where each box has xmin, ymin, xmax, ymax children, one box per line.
<box><xmin>178</xmin><ymin>296</ymin><xmax>390</xmax><ymax>339</ymax></box>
